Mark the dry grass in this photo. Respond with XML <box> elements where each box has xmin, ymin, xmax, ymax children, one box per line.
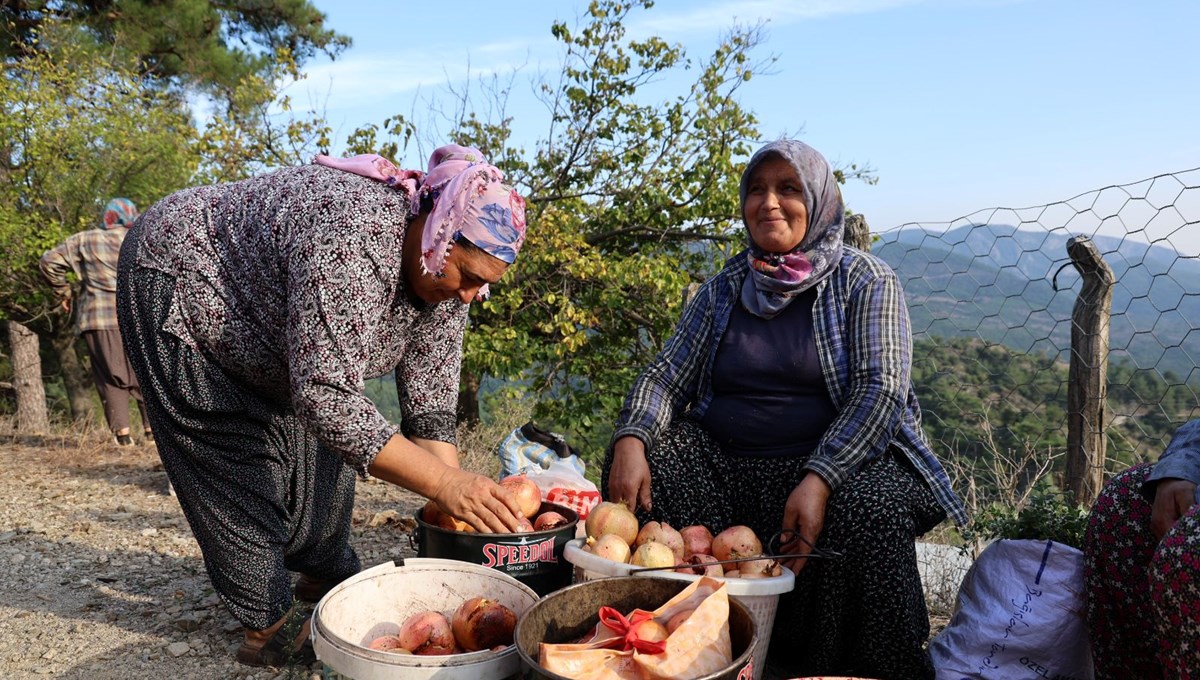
<box><xmin>455</xmin><ymin>400</ymin><xmax>535</xmax><ymax>478</ymax></box>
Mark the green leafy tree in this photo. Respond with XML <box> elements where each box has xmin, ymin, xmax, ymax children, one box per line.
<box><xmin>192</xmin><ymin>46</ymin><xmax>334</xmax><ymax>183</ymax></box>
<box><xmin>1</xmin><ymin>0</ymin><xmax>349</xmax><ymax>92</ymax></box>
<box><xmin>0</xmin><ymin>21</ymin><xmax>197</xmax><ymax>419</ymax></box>
<box><xmin>1</xmin><ymin>3</ymin><xmax>343</xmax><ymax>424</ymax></box>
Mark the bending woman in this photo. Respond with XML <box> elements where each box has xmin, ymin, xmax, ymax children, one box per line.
<box><xmin>604</xmin><ymin>140</ymin><xmax>967</xmax><ymax>680</ymax></box>
<box><xmin>117</xmin><ymin>145</ymin><xmax>529</xmax><ymax>667</ymax></box>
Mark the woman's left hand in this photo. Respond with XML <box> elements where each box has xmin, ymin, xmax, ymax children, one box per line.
<box><xmin>1151</xmin><ymin>478</ymin><xmax>1198</xmax><ymax>540</ymax></box>
<box><xmin>780</xmin><ymin>473</ymin><xmax>832</xmax><ymax>574</ymax></box>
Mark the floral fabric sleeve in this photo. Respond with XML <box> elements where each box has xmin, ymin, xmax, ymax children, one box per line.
<box><xmin>395</xmin><ymin>301</ymin><xmax>469</xmax><ymax>444</ymax></box>
<box><xmin>283</xmin><ymin>215</ymin><xmax>401</xmax><ymax>477</ymax></box>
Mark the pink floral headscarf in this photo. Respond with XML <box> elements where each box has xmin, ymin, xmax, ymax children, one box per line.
<box><xmin>314</xmin><ymin>145</ymin><xmax>527</xmax><ymax>296</ymax></box>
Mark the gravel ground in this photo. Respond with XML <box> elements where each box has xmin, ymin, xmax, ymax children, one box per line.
<box><xmin>0</xmin><ymin>430</ymin><xmax>424</xmax><ymax>679</ymax></box>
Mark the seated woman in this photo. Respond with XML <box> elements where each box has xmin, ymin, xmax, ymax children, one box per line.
<box><xmin>604</xmin><ymin>139</ymin><xmax>967</xmax><ymax>680</ymax></box>
<box><xmin>1084</xmin><ymin>418</ymin><xmax>1200</xmax><ymax>679</ymax></box>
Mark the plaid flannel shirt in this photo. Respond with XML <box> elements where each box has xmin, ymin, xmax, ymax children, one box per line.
<box><xmin>613</xmin><ymin>247</ymin><xmax>969</xmax><ymax>526</ymax></box>
<box><xmin>40</xmin><ymin>228</ymin><xmax>127</xmax><ymax>334</ymax></box>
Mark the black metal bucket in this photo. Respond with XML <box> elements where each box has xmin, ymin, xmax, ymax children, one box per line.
<box><xmin>413</xmin><ymin>501</ymin><xmax>578</xmax><ymax>597</ymax></box>
<box><xmin>514</xmin><ymin>576</ymin><xmax>757</xmax><ymax>680</ymax></box>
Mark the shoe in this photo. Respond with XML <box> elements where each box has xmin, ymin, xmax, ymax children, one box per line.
<box><xmin>235</xmin><ymin>611</ymin><xmax>314</xmax><ymax>668</ymax></box>
<box><xmin>294</xmin><ymin>574</ymin><xmax>338</xmax><ymax>603</ymax></box>
<box><xmin>144</xmin><ymin>430</ymin><xmax>155</xmax><ymax>443</ymax></box>
<box><xmin>115</xmin><ymin>434</ymin><xmax>134</xmax><ymax>446</ymax></box>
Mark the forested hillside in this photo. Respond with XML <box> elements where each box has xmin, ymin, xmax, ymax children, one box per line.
<box><xmin>912</xmin><ymin>336</ymin><xmax>1195</xmax><ymax>479</ymax></box>
<box><xmin>875</xmin><ymin>225</ymin><xmax>1200</xmax><ymax>383</ymax></box>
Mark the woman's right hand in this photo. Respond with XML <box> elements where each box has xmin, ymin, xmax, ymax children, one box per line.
<box><xmin>608</xmin><ymin>436</ymin><xmax>653</xmax><ymax>512</ymax></box>
<box><xmin>430</xmin><ymin>468</ymin><xmax>526</xmax><ymax>534</ymax></box>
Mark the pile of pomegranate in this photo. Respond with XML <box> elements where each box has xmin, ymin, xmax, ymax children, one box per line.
<box><xmin>421</xmin><ymin>473</ymin><xmax>571</xmax><ymax>534</ymax></box>
<box><xmin>581</xmin><ymin>501</ymin><xmax>784</xmax><ymax>578</ymax></box>
<box><xmin>367</xmin><ymin>596</ymin><xmax>518</xmax><ymax>655</ymax></box>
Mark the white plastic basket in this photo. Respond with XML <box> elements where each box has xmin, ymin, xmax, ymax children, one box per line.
<box><xmin>564</xmin><ymin>538</ymin><xmax>794</xmax><ymax>680</ymax></box>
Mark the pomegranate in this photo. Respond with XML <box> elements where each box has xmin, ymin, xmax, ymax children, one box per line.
<box><xmin>584</xmin><ymin>501</ymin><xmax>638</xmax><ymax>545</ymax></box>
<box><xmin>679</xmin><ymin>525</ymin><xmax>714</xmax><ymax>556</ymax></box>
<box><xmin>451</xmin><ymin>597</ymin><xmax>518</xmax><ymax>652</ymax></box>
<box><xmin>421</xmin><ymin>500</ymin><xmax>472</xmax><ymax>533</ymax></box>
<box><xmin>533</xmin><ymin>510</ymin><xmax>570</xmax><ymax>531</ymax></box>
<box><xmin>396</xmin><ymin>610</ymin><xmax>457</xmax><ymax>655</ymax></box>
<box><xmin>513</xmin><ymin>517</ymin><xmax>536</xmax><ymax>533</ymax></box>
<box><xmin>634</xmin><ymin>521</ymin><xmax>685</xmax><ymax>561</ymax></box>
<box><xmin>712</xmin><ymin>525</ymin><xmax>762</xmax><ymax>561</ymax></box>
<box><xmin>675</xmin><ymin>553</ymin><xmax>723</xmax><ymax>577</ymax></box>
<box><xmin>499</xmin><ymin>473</ymin><xmax>543</xmax><ymax>518</ymax></box>
<box><xmin>586</xmin><ymin>533</ymin><xmax>631</xmax><ymax>563</ymax></box>
<box><xmin>723</xmin><ymin>569</ymin><xmax>741</xmax><ymax>578</ymax></box>
<box><xmin>665</xmin><ymin>609</ymin><xmax>694</xmax><ymax>633</ymax></box>
<box><xmin>629</xmin><ymin>618</ymin><xmax>670</xmax><ymax>644</ymax></box>
<box><xmin>630</xmin><ymin>541</ymin><xmax>676</xmax><ymax>569</ymax></box>
<box><xmin>367</xmin><ymin>634</ymin><xmax>408</xmax><ymax>652</ymax></box>
<box><xmin>735</xmin><ymin>557</ymin><xmax>781</xmax><ymax>579</ymax></box>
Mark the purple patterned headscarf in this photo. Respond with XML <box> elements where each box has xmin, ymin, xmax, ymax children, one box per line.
<box><xmin>101</xmin><ymin>198</ymin><xmax>138</xmax><ymax>230</ymax></box>
<box><xmin>738</xmin><ymin>140</ymin><xmax>845</xmax><ymax>319</ymax></box>
<box><xmin>314</xmin><ymin>145</ymin><xmax>527</xmax><ymax>296</ymax></box>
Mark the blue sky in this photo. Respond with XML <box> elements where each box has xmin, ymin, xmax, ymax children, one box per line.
<box><xmin>298</xmin><ymin>0</ymin><xmax>1199</xmax><ymax>253</ymax></box>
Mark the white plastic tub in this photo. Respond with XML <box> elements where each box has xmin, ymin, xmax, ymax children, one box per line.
<box><xmin>312</xmin><ymin>557</ymin><xmax>540</xmax><ymax>680</ymax></box>
<box><xmin>564</xmin><ymin>538</ymin><xmax>795</xmax><ymax>680</ymax></box>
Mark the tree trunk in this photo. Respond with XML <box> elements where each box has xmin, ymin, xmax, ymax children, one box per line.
<box><xmin>1064</xmin><ymin>235</ymin><xmax>1113</xmax><ymax>508</ymax></box>
<box><xmin>457</xmin><ymin>371</ymin><xmax>481</xmax><ymax>427</ymax></box>
<box><xmin>8</xmin><ymin>320</ymin><xmax>50</xmax><ymax>433</ymax></box>
<box><xmin>50</xmin><ymin>327</ymin><xmax>96</xmax><ymax>423</ymax></box>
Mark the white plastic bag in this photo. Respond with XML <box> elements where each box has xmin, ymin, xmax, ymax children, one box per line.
<box><xmin>929</xmin><ymin>539</ymin><xmax>1094</xmax><ymax>680</ymax></box>
<box><xmin>524</xmin><ymin>460</ymin><xmax>601</xmax><ymax>522</ymax></box>
<box><xmin>496</xmin><ymin>422</ymin><xmax>600</xmax><ymax>521</ymax></box>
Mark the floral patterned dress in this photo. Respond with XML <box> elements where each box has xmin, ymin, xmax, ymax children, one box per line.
<box><xmin>116</xmin><ymin>164</ymin><xmax>468</xmax><ymax>629</ymax></box>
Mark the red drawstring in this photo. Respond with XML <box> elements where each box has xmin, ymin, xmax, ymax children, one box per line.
<box><xmin>595</xmin><ymin>606</ymin><xmax>669</xmax><ymax>654</ymax></box>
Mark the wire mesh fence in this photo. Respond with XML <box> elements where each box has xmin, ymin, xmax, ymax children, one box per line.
<box><xmin>871</xmin><ymin>167</ymin><xmax>1200</xmax><ymax>522</ymax></box>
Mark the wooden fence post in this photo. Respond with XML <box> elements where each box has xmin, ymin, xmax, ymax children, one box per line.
<box><xmin>1064</xmin><ymin>235</ymin><xmax>1114</xmax><ymax>507</ymax></box>
<box><xmin>845</xmin><ymin>213</ymin><xmax>872</xmax><ymax>252</ymax></box>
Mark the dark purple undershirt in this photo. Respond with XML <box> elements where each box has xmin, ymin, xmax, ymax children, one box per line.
<box><xmin>700</xmin><ymin>286</ymin><xmax>837</xmax><ymax>457</ymax></box>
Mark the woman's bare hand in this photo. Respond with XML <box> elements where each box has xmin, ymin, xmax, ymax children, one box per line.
<box><xmin>431</xmin><ymin>468</ymin><xmax>525</xmax><ymax>534</ymax></box>
<box><xmin>608</xmin><ymin>436</ymin><xmax>653</xmax><ymax>512</ymax></box>
<box><xmin>1151</xmin><ymin>478</ymin><xmax>1197</xmax><ymax>540</ymax></box>
<box><xmin>780</xmin><ymin>473</ymin><xmax>832</xmax><ymax>574</ymax></box>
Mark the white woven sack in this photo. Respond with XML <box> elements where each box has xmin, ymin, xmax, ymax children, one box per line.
<box><xmin>929</xmin><ymin>538</ymin><xmax>1094</xmax><ymax>680</ymax></box>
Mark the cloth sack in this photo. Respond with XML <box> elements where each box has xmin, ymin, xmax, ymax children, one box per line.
<box><xmin>498</xmin><ymin>422</ymin><xmax>585</xmax><ymax>476</ymax></box>
<box><xmin>539</xmin><ymin>576</ymin><xmax>735</xmax><ymax>680</ymax></box>
<box><xmin>928</xmin><ymin>538</ymin><xmax>1094</xmax><ymax>680</ymax></box>
<box><xmin>498</xmin><ymin>422</ymin><xmax>600</xmax><ymax>519</ymax></box>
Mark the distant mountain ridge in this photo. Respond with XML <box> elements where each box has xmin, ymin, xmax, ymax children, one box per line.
<box><xmin>873</xmin><ymin>224</ymin><xmax>1200</xmax><ymax>382</ymax></box>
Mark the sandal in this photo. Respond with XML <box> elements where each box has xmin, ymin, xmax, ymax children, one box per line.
<box><xmin>235</xmin><ymin>610</ymin><xmax>315</xmax><ymax>668</ymax></box>
<box><xmin>294</xmin><ymin>574</ymin><xmax>338</xmax><ymax>603</ymax></box>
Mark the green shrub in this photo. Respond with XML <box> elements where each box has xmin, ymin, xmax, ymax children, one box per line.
<box><xmin>960</xmin><ymin>488</ymin><xmax>1091</xmax><ymax>550</ymax></box>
